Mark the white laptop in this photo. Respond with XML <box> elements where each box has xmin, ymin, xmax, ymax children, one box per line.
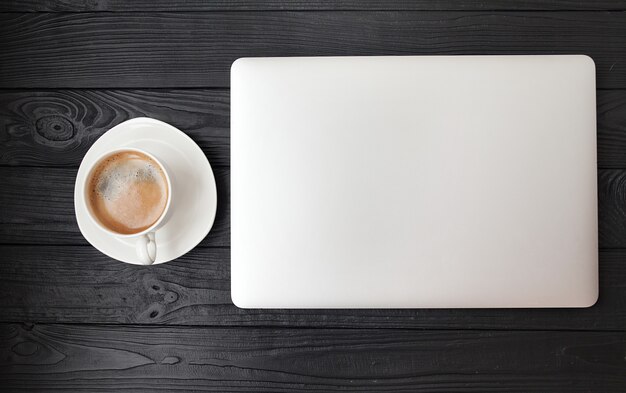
<box><xmin>230</xmin><ymin>55</ymin><xmax>598</xmax><ymax>308</ymax></box>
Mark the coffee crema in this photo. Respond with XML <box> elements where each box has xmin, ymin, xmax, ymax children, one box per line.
<box><xmin>87</xmin><ymin>150</ymin><xmax>168</xmax><ymax>235</ymax></box>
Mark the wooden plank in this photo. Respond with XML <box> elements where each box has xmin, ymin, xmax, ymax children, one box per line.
<box><xmin>0</xmin><ymin>167</ymin><xmax>230</xmax><ymax>246</ymax></box>
<box><xmin>2</xmin><ymin>89</ymin><xmax>626</xmax><ymax>169</ymax></box>
<box><xmin>1</xmin><ymin>324</ymin><xmax>625</xmax><ymax>392</ymax></box>
<box><xmin>0</xmin><ymin>89</ymin><xmax>230</xmax><ymax>167</ymax></box>
<box><xmin>599</xmin><ymin>169</ymin><xmax>626</xmax><ymax>248</ymax></box>
<box><xmin>0</xmin><ymin>245</ymin><xmax>624</xmax><ymax>329</ymax></box>
<box><xmin>1</xmin><ymin>12</ymin><xmax>625</xmax><ymax>89</ymax></box>
<box><xmin>3</xmin><ymin>0</ymin><xmax>626</xmax><ymax>12</ymax></box>
<box><xmin>0</xmin><ymin>165</ymin><xmax>622</xmax><ymax>248</ymax></box>
<box><xmin>598</xmin><ymin>90</ymin><xmax>626</xmax><ymax>169</ymax></box>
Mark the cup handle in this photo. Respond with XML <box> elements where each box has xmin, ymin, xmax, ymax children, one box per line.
<box><xmin>136</xmin><ymin>232</ymin><xmax>156</xmax><ymax>265</ymax></box>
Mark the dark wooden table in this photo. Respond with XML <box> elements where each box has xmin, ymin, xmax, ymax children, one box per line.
<box><xmin>2</xmin><ymin>1</ymin><xmax>626</xmax><ymax>391</ymax></box>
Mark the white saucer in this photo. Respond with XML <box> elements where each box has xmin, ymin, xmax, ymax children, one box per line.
<box><xmin>74</xmin><ymin>117</ymin><xmax>217</xmax><ymax>265</ymax></box>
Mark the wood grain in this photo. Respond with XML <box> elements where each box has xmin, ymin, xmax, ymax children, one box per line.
<box><xmin>0</xmin><ymin>89</ymin><xmax>230</xmax><ymax>167</ymax></box>
<box><xmin>599</xmin><ymin>169</ymin><xmax>626</xmax><ymax>248</ymax></box>
<box><xmin>1</xmin><ymin>6</ymin><xmax>624</xmax><ymax>392</ymax></box>
<box><xmin>3</xmin><ymin>0</ymin><xmax>626</xmax><ymax>12</ymax></box>
<box><xmin>0</xmin><ymin>245</ymin><xmax>623</xmax><ymax>329</ymax></box>
<box><xmin>1</xmin><ymin>166</ymin><xmax>622</xmax><ymax>248</ymax></box>
<box><xmin>1</xmin><ymin>12</ymin><xmax>625</xmax><ymax>89</ymax></box>
<box><xmin>1</xmin><ymin>323</ymin><xmax>625</xmax><ymax>392</ymax></box>
<box><xmin>0</xmin><ymin>167</ymin><xmax>230</xmax><ymax>247</ymax></box>
<box><xmin>598</xmin><ymin>90</ymin><xmax>626</xmax><ymax>169</ymax></box>
<box><xmin>2</xmin><ymin>89</ymin><xmax>626</xmax><ymax>168</ymax></box>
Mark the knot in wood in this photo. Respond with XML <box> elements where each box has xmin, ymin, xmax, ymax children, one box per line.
<box><xmin>164</xmin><ymin>291</ymin><xmax>179</xmax><ymax>304</ymax></box>
<box><xmin>35</xmin><ymin>115</ymin><xmax>75</xmax><ymax>142</ymax></box>
<box><xmin>12</xmin><ymin>341</ymin><xmax>38</xmax><ymax>356</ymax></box>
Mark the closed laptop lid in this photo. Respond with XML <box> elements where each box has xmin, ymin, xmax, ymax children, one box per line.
<box><xmin>231</xmin><ymin>55</ymin><xmax>598</xmax><ymax>308</ymax></box>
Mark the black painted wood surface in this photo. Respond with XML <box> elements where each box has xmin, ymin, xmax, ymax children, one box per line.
<box><xmin>1</xmin><ymin>324</ymin><xmax>625</xmax><ymax>392</ymax></box>
<box><xmin>2</xmin><ymin>245</ymin><xmax>626</xmax><ymax>329</ymax></box>
<box><xmin>2</xmin><ymin>89</ymin><xmax>626</xmax><ymax>168</ymax></box>
<box><xmin>3</xmin><ymin>0</ymin><xmax>626</xmax><ymax>12</ymax></box>
<box><xmin>1</xmin><ymin>2</ymin><xmax>625</xmax><ymax>391</ymax></box>
<box><xmin>2</xmin><ymin>12</ymin><xmax>626</xmax><ymax>89</ymax></box>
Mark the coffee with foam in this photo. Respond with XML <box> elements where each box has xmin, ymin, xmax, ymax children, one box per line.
<box><xmin>87</xmin><ymin>150</ymin><xmax>168</xmax><ymax>234</ymax></box>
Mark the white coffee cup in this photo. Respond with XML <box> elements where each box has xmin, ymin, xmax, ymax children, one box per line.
<box><xmin>82</xmin><ymin>147</ymin><xmax>172</xmax><ymax>265</ymax></box>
